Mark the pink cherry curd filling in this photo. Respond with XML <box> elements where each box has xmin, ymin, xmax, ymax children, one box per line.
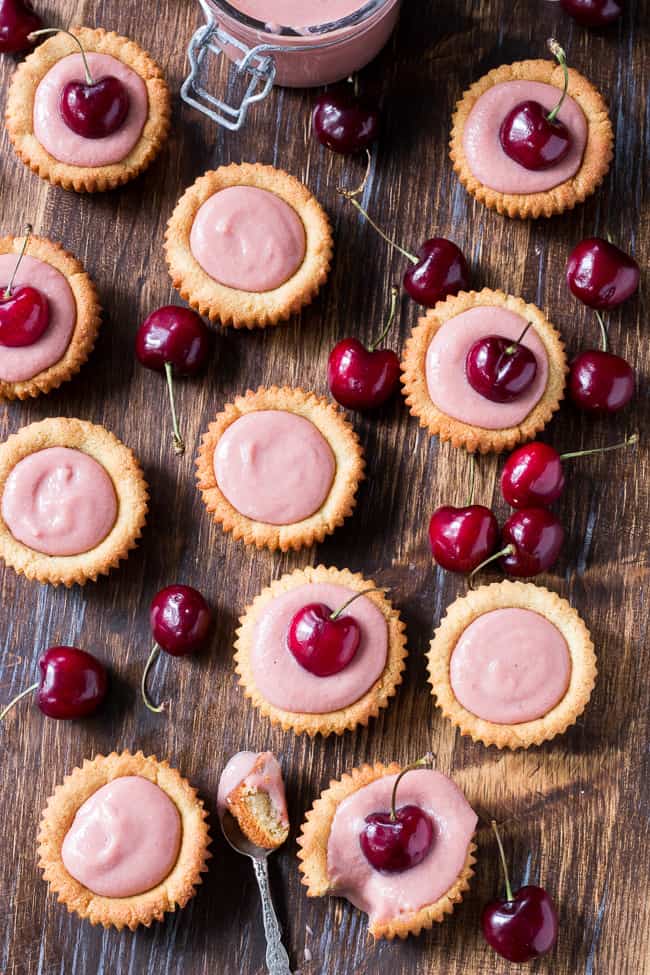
<box><xmin>33</xmin><ymin>53</ymin><xmax>148</xmax><ymax>167</ymax></box>
<box><xmin>1</xmin><ymin>447</ymin><xmax>117</xmax><ymax>556</ymax></box>
<box><xmin>217</xmin><ymin>751</ymin><xmax>289</xmax><ymax>824</ymax></box>
<box><xmin>61</xmin><ymin>777</ymin><xmax>181</xmax><ymax>898</ymax></box>
<box><xmin>214</xmin><ymin>410</ymin><xmax>335</xmax><ymax>525</ymax></box>
<box><xmin>190</xmin><ymin>186</ymin><xmax>306</xmax><ymax>292</ymax></box>
<box><xmin>426</xmin><ymin>307</ymin><xmax>549</xmax><ymax>429</ymax></box>
<box><xmin>463</xmin><ymin>80</ymin><xmax>588</xmax><ymax>194</ymax></box>
<box><xmin>252</xmin><ymin>582</ymin><xmax>387</xmax><ymax>712</ymax></box>
<box><xmin>450</xmin><ymin>608</ymin><xmax>571</xmax><ymax>724</ymax></box>
<box><xmin>327</xmin><ymin>770</ymin><xmax>477</xmax><ymax>923</ymax></box>
<box><xmin>232</xmin><ymin>0</ymin><xmax>369</xmax><ymax>28</ymax></box>
<box><xmin>0</xmin><ymin>254</ymin><xmax>76</xmax><ymax>383</ymax></box>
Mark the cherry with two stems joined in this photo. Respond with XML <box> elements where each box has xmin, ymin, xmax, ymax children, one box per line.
<box><xmin>136</xmin><ymin>305</ymin><xmax>212</xmax><ymax>456</ymax></box>
<box><xmin>569</xmin><ymin>310</ymin><xmax>635</xmax><ymax>413</ymax></box>
<box><xmin>313</xmin><ymin>76</ymin><xmax>380</xmax><ymax>155</ymax></box>
<box><xmin>328</xmin><ymin>285</ymin><xmax>401</xmax><ymax>410</ymax></box>
<box><xmin>360</xmin><ymin>754</ymin><xmax>436</xmax><ymax>873</ymax></box>
<box><xmin>429</xmin><ymin>458</ymin><xmax>499</xmax><ymax>574</ymax></box>
<box><xmin>482</xmin><ymin>820</ymin><xmax>559</xmax><ymax>963</ymax></box>
<box><xmin>30</xmin><ymin>28</ymin><xmax>129</xmax><ymax>138</ymax></box>
<box><xmin>566</xmin><ymin>236</ymin><xmax>639</xmax><ymax>309</ymax></box>
<box><xmin>470</xmin><ymin>509</ymin><xmax>565</xmax><ymax>582</ymax></box>
<box><xmin>500</xmin><ymin>39</ymin><xmax>572</xmax><ymax>171</ymax></box>
<box><xmin>501</xmin><ymin>432</ymin><xmax>639</xmax><ymax>508</ymax></box>
<box><xmin>1</xmin><ymin>646</ymin><xmax>107</xmax><ymax>721</ymax></box>
<box><xmin>0</xmin><ymin>224</ymin><xmax>50</xmax><ymax>347</ymax></box>
<box><xmin>466</xmin><ymin>321</ymin><xmax>538</xmax><ymax>403</ymax></box>
<box><xmin>0</xmin><ymin>0</ymin><xmax>41</xmax><ymax>53</ymax></box>
<box><xmin>560</xmin><ymin>0</ymin><xmax>623</xmax><ymax>27</ymax></box>
<box><xmin>141</xmin><ymin>584</ymin><xmax>212</xmax><ymax>714</ymax></box>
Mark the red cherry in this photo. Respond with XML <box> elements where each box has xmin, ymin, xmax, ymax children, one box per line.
<box><xmin>402</xmin><ymin>238</ymin><xmax>470</xmax><ymax>308</ymax></box>
<box><xmin>429</xmin><ymin>505</ymin><xmax>499</xmax><ymax>573</ymax></box>
<box><xmin>1</xmin><ymin>646</ymin><xmax>107</xmax><ymax>722</ymax></box>
<box><xmin>560</xmin><ymin>0</ymin><xmax>623</xmax><ymax>27</ymax></box>
<box><xmin>570</xmin><ymin>350</ymin><xmax>635</xmax><ymax>413</ymax></box>
<box><xmin>288</xmin><ymin>602</ymin><xmax>360</xmax><ymax>677</ymax></box>
<box><xmin>466</xmin><ymin>327</ymin><xmax>537</xmax><ymax>403</ymax></box>
<box><xmin>0</xmin><ymin>0</ymin><xmax>42</xmax><ymax>54</ymax></box>
<box><xmin>60</xmin><ymin>76</ymin><xmax>129</xmax><ymax>139</ymax></box>
<box><xmin>566</xmin><ymin>238</ymin><xmax>639</xmax><ymax>310</ymax></box>
<box><xmin>482</xmin><ymin>821</ymin><xmax>558</xmax><ymax>963</ymax></box>
<box><xmin>313</xmin><ymin>89</ymin><xmax>379</xmax><ymax>155</ymax></box>
<box><xmin>501</xmin><ymin>508</ymin><xmax>564</xmax><ymax>577</ymax></box>
<box><xmin>0</xmin><ymin>284</ymin><xmax>49</xmax><ymax>346</ymax></box>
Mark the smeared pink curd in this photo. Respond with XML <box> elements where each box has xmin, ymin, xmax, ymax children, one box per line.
<box><xmin>217</xmin><ymin>751</ymin><xmax>288</xmax><ymax>824</ymax></box>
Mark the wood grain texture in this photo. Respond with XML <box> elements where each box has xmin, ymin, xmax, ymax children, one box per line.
<box><xmin>0</xmin><ymin>1</ymin><xmax>648</xmax><ymax>973</ymax></box>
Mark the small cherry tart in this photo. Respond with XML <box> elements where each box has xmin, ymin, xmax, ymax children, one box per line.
<box><xmin>1</xmin><ymin>646</ymin><xmax>108</xmax><ymax>722</ymax></box>
<box><xmin>313</xmin><ymin>88</ymin><xmax>380</xmax><ymax>154</ymax></box>
<box><xmin>566</xmin><ymin>237</ymin><xmax>640</xmax><ymax>309</ymax></box>
<box><xmin>0</xmin><ymin>0</ymin><xmax>41</xmax><ymax>53</ymax></box>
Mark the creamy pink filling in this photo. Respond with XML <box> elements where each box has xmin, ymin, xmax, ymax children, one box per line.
<box><xmin>214</xmin><ymin>410</ymin><xmax>335</xmax><ymax>525</ymax></box>
<box><xmin>450</xmin><ymin>608</ymin><xmax>571</xmax><ymax>724</ymax></box>
<box><xmin>33</xmin><ymin>53</ymin><xmax>148</xmax><ymax>167</ymax></box>
<box><xmin>61</xmin><ymin>776</ymin><xmax>181</xmax><ymax>898</ymax></box>
<box><xmin>233</xmin><ymin>0</ymin><xmax>366</xmax><ymax>27</ymax></box>
<box><xmin>1</xmin><ymin>447</ymin><xmax>117</xmax><ymax>556</ymax></box>
<box><xmin>189</xmin><ymin>186</ymin><xmax>306</xmax><ymax>292</ymax></box>
<box><xmin>425</xmin><ymin>306</ymin><xmax>549</xmax><ymax>429</ymax></box>
<box><xmin>462</xmin><ymin>80</ymin><xmax>588</xmax><ymax>194</ymax></box>
<box><xmin>327</xmin><ymin>770</ymin><xmax>477</xmax><ymax>924</ymax></box>
<box><xmin>251</xmin><ymin>582</ymin><xmax>387</xmax><ymax>713</ymax></box>
<box><xmin>217</xmin><ymin>751</ymin><xmax>289</xmax><ymax>825</ymax></box>
<box><xmin>0</xmin><ymin>254</ymin><xmax>76</xmax><ymax>383</ymax></box>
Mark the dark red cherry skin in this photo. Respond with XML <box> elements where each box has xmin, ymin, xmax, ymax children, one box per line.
<box><xmin>501</xmin><ymin>443</ymin><xmax>565</xmax><ymax>509</ymax></box>
<box><xmin>312</xmin><ymin>90</ymin><xmax>379</xmax><ymax>155</ymax></box>
<box><xmin>60</xmin><ymin>76</ymin><xmax>129</xmax><ymax>139</ymax></box>
<box><xmin>499</xmin><ymin>100</ymin><xmax>571</xmax><ymax>170</ymax></box>
<box><xmin>0</xmin><ymin>285</ymin><xmax>49</xmax><ymax>346</ymax></box>
<box><xmin>560</xmin><ymin>0</ymin><xmax>623</xmax><ymax>26</ymax></box>
<box><xmin>566</xmin><ymin>237</ymin><xmax>640</xmax><ymax>309</ymax></box>
<box><xmin>466</xmin><ymin>335</ymin><xmax>537</xmax><ymax>403</ymax></box>
<box><xmin>429</xmin><ymin>505</ymin><xmax>499</xmax><ymax>573</ymax></box>
<box><xmin>36</xmin><ymin>646</ymin><xmax>108</xmax><ymax>720</ymax></box>
<box><xmin>501</xmin><ymin>508</ymin><xmax>564</xmax><ymax>577</ymax></box>
<box><xmin>403</xmin><ymin>238</ymin><xmax>470</xmax><ymax>308</ymax></box>
<box><xmin>482</xmin><ymin>885</ymin><xmax>559</xmax><ymax>963</ymax></box>
<box><xmin>136</xmin><ymin>306</ymin><xmax>211</xmax><ymax>376</ymax></box>
<box><xmin>150</xmin><ymin>585</ymin><xmax>212</xmax><ymax>657</ymax></box>
<box><xmin>360</xmin><ymin>805</ymin><xmax>434</xmax><ymax>873</ymax></box>
<box><xmin>287</xmin><ymin>603</ymin><xmax>360</xmax><ymax>678</ymax></box>
<box><xmin>569</xmin><ymin>350</ymin><xmax>635</xmax><ymax>413</ymax></box>
<box><xmin>328</xmin><ymin>338</ymin><xmax>400</xmax><ymax>411</ymax></box>
<box><xmin>0</xmin><ymin>0</ymin><xmax>42</xmax><ymax>54</ymax></box>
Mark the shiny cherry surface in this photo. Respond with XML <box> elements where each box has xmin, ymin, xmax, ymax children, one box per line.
<box><xmin>150</xmin><ymin>585</ymin><xmax>212</xmax><ymax>657</ymax></box>
<box><xmin>136</xmin><ymin>305</ymin><xmax>211</xmax><ymax>375</ymax></box>
<box><xmin>466</xmin><ymin>334</ymin><xmax>537</xmax><ymax>403</ymax></box>
<box><xmin>37</xmin><ymin>646</ymin><xmax>108</xmax><ymax>720</ymax></box>
<box><xmin>499</xmin><ymin>100</ymin><xmax>571</xmax><ymax>170</ymax></box>
<box><xmin>328</xmin><ymin>338</ymin><xmax>400</xmax><ymax>411</ymax></box>
<box><xmin>0</xmin><ymin>285</ymin><xmax>49</xmax><ymax>346</ymax></box>
<box><xmin>569</xmin><ymin>349</ymin><xmax>635</xmax><ymax>412</ymax></box>
<box><xmin>560</xmin><ymin>0</ymin><xmax>623</xmax><ymax>26</ymax></box>
<box><xmin>566</xmin><ymin>237</ymin><xmax>640</xmax><ymax>309</ymax></box>
<box><xmin>501</xmin><ymin>443</ymin><xmax>565</xmax><ymax>508</ymax></box>
<box><xmin>360</xmin><ymin>804</ymin><xmax>434</xmax><ymax>873</ymax></box>
<box><xmin>403</xmin><ymin>238</ymin><xmax>470</xmax><ymax>308</ymax></box>
<box><xmin>60</xmin><ymin>75</ymin><xmax>129</xmax><ymax>139</ymax></box>
<box><xmin>0</xmin><ymin>0</ymin><xmax>41</xmax><ymax>53</ymax></box>
<box><xmin>312</xmin><ymin>89</ymin><xmax>379</xmax><ymax>154</ymax></box>
<box><xmin>482</xmin><ymin>885</ymin><xmax>559</xmax><ymax>963</ymax></box>
<box><xmin>287</xmin><ymin>602</ymin><xmax>360</xmax><ymax>677</ymax></box>
<box><xmin>429</xmin><ymin>505</ymin><xmax>499</xmax><ymax>573</ymax></box>
<box><xmin>501</xmin><ymin>508</ymin><xmax>564</xmax><ymax>577</ymax></box>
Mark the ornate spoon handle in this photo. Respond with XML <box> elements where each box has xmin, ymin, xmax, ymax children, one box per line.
<box><xmin>252</xmin><ymin>857</ymin><xmax>292</xmax><ymax>975</ymax></box>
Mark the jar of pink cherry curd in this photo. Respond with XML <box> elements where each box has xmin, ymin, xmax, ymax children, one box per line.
<box><xmin>182</xmin><ymin>0</ymin><xmax>400</xmax><ymax>129</ymax></box>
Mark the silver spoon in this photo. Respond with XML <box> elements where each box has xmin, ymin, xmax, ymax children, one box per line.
<box><xmin>220</xmin><ymin>810</ymin><xmax>293</xmax><ymax>974</ymax></box>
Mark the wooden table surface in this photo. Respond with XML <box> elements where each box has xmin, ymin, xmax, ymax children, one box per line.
<box><xmin>0</xmin><ymin>1</ymin><xmax>648</xmax><ymax>973</ymax></box>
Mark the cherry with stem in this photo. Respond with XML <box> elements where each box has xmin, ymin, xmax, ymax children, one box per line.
<box><xmin>0</xmin><ymin>0</ymin><xmax>42</xmax><ymax>54</ymax></box>
<box><xmin>569</xmin><ymin>310</ymin><xmax>635</xmax><ymax>413</ymax></box>
<box><xmin>1</xmin><ymin>646</ymin><xmax>107</xmax><ymax>721</ymax></box>
<box><xmin>466</xmin><ymin>321</ymin><xmax>538</xmax><ymax>403</ymax></box>
<box><xmin>469</xmin><ymin>508</ymin><xmax>565</xmax><ymax>584</ymax></box>
<box><xmin>429</xmin><ymin>456</ymin><xmax>499</xmax><ymax>574</ymax></box>
<box><xmin>0</xmin><ymin>224</ymin><xmax>50</xmax><ymax>347</ymax></box>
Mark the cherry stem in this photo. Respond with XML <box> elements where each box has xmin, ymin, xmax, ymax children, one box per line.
<box><xmin>369</xmin><ymin>286</ymin><xmax>400</xmax><ymax>351</ymax></box>
<box><xmin>561</xmin><ymin>432</ymin><xmax>638</xmax><ymax>462</ymax></box>
<box><xmin>595</xmin><ymin>310</ymin><xmax>609</xmax><ymax>352</ymax></box>
<box><xmin>330</xmin><ymin>587</ymin><xmax>386</xmax><ymax>621</ymax></box>
<box><xmin>164</xmin><ymin>362</ymin><xmax>185</xmax><ymax>456</ymax></box>
<box><xmin>0</xmin><ymin>682</ymin><xmax>39</xmax><ymax>721</ymax></box>
<box><xmin>29</xmin><ymin>29</ymin><xmax>94</xmax><ymax>85</ymax></box>
<box><xmin>468</xmin><ymin>545</ymin><xmax>516</xmax><ymax>589</ymax></box>
<box><xmin>546</xmin><ymin>39</ymin><xmax>569</xmax><ymax>122</ymax></box>
<box><xmin>390</xmin><ymin>753</ymin><xmax>435</xmax><ymax>821</ymax></box>
<box><xmin>467</xmin><ymin>454</ymin><xmax>476</xmax><ymax>507</ymax></box>
<box><xmin>504</xmin><ymin>322</ymin><xmax>533</xmax><ymax>356</ymax></box>
<box><xmin>141</xmin><ymin>645</ymin><xmax>165</xmax><ymax>714</ymax></box>
<box><xmin>337</xmin><ymin>167</ymin><xmax>418</xmax><ymax>265</ymax></box>
<box><xmin>491</xmin><ymin>820</ymin><xmax>514</xmax><ymax>903</ymax></box>
<box><xmin>3</xmin><ymin>225</ymin><xmax>33</xmax><ymax>299</ymax></box>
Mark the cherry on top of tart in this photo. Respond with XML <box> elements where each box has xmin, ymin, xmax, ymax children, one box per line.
<box><xmin>465</xmin><ymin>321</ymin><xmax>538</xmax><ymax>403</ymax></box>
<box><xmin>287</xmin><ymin>587</ymin><xmax>383</xmax><ymax>678</ymax></box>
<box><xmin>0</xmin><ymin>225</ymin><xmax>50</xmax><ymax>347</ymax></box>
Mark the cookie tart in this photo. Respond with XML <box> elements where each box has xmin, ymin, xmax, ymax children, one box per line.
<box><xmin>197</xmin><ymin>386</ymin><xmax>364</xmax><ymax>551</ymax></box>
<box><xmin>218</xmin><ymin>751</ymin><xmax>289</xmax><ymax>850</ymax></box>
<box><xmin>165</xmin><ymin>163</ymin><xmax>332</xmax><ymax>328</ymax></box>
<box><xmin>298</xmin><ymin>761</ymin><xmax>477</xmax><ymax>939</ymax></box>
<box><xmin>0</xmin><ymin>417</ymin><xmax>148</xmax><ymax>586</ymax></box>
<box><xmin>38</xmin><ymin>751</ymin><xmax>211</xmax><ymax>929</ymax></box>
<box><xmin>427</xmin><ymin>581</ymin><xmax>597</xmax><ymax>749</ymax></box>
<box><xmin>401</xmin><ymin>288</ymin><xmax>567</xmax><ymax>453</ymax></box>
<box><xmin>6</xmin><ymin>27</ymin><xmax>170</xmax><ymax>192</ymax></box>
<box><xmin>0</xmin><ymin>229</ymin><xmax>100</xmax><ymax>399</ymax></box>
<box><xmin>449</xmin><ymin>43</ymin><xmax>613</xmax><ymax>219</ymax></box>
<box><xmin>235</xmin><ymin>565</ymin><xmax>407</xmax><ymax>736</ymax></box>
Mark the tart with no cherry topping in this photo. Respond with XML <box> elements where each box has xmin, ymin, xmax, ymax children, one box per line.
<box><xmin>165</xmin><ymin>163</ymin><xmax>333</xmax><ymax>328</ymax></box>
<box><xmin>38</xmin><ymin>751</ymin><xmax>211</xmax><ymax>930</ymax></box>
